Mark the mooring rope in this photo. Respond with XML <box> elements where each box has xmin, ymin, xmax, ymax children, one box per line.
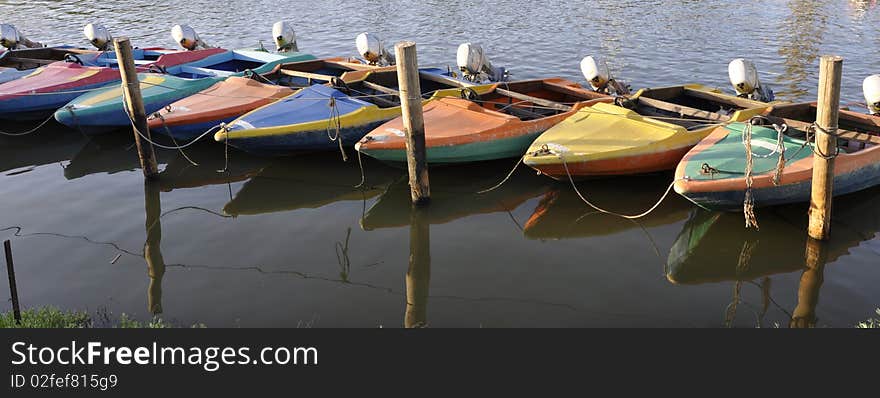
<box><xmin>326</xmin><ymin>96</ymin><xmax>348</xmax><ymax>161</ymax></box>
<box><xmin>478</xmin><ymin>146</ymin><xmax>678</xmax><ymax>220</ymax></box>
<box><xmin>0</xmin><ymin>113</ymin><xmax>55</xmax><ymax>136</ymax></box>
<box><xmin>151</xmin><ymin>110</ymin><xmax>199</xmax><ymax>166</ymax></box>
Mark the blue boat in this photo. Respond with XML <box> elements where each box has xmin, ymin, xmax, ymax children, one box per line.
<box><xmin>215</xmin><ymin>67</ymin><xmax>481</xmax><ymax>156</ymax></box>
<box><xmin>0</xmin><ymin>47</ymin><xmax>228</xmax><ymax>120</ymax></box>
<box><xmin>54</xmin><ymin>49</ymin><xmax>316</xmax><ymax>133</ymax></box>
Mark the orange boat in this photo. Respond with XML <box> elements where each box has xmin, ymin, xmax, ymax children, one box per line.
<box><xmin>355</xmin><ymin>78</ymin><xmax>608</xmax><ymax>164</ymax></box>
<box><xmin>148</xmin><ymin>58</ymin><xmax>380</xmax><ymax>140</ymax></box>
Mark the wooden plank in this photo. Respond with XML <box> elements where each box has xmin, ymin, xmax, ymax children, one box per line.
<box><xmin>495</xmin><ymin>88</ymin><xmax>572</xmax><ymax>111</ymax></box>
<box><xmin>362</xmin><ymin>80</ymin><xmax>399</xmax><ymax>96</ymax></box>
<box><xmin>4</xmin><ymin>57</ymin><xmax>56</xmax><ymax>65</ymax></box>
<box><xmin>764</xmin><ymin>115</ymin><xmax>880</xmax><ymax>145</ymax></box>
<box><xmin>683</xmin><ymin>87</ymin><xmax>766</xmax><ymax>109</ymax></box>
<box><xmin>636</xmin><ymin>96</ymin><xmax>731</xmax><ymax>121</ymax></box>
<box><xmin>418</xmin><ymin>70</ymin><xmax>468</xmax><ymax>88</ymax></box>
<box><xmin>277</xmin><ymin>68</ymin><xmax>335</xmax><ymax>81</ymax></box>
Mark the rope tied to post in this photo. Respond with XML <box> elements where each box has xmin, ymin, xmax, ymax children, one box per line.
<box><xmin>806</xmin><ymin>123</ymin><xmax>840</xmax><ymax>160</ymax></box>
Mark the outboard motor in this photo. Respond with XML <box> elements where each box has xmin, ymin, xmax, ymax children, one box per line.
<box><xmin>356</xmin><ymin>32</ymin><xmax>394</xmax><ymax>66</ymax></box>
<box><xmin>456</xmin><ymin>42</ymin><xmax>508</xmax><ymax>83</ymax></box>
<box><xmin>728</xmin><ymin>58</ymin><xmax>774</xmax><ymax>102</ymax></box>
<box><xmin>272</xmin><ymin>21</ymin><xmax>298</xmax><ymax>53</ymax></box>
<box><xmin>864</xmin><ymin>75</ymin><xmax>880</xmax><ymax>115</ymax></box>
<box><xmin>171</xmin><ymin>24</ymin><xmax>209</xmax><ymax>51</ymax></box>
<box><xmin>0</xmin><ymin>23</ymin><xmax>42</xmax><ymax>49</ymax></box>
<box><xmin>83</xmin><ymin>23</ymin><xmax>112</xmax><ymax>51</ymax></box>
<box><xmin>580</xmin><ymin>56</ymin><xmax>629</xmax><ymax>95</ymax></box>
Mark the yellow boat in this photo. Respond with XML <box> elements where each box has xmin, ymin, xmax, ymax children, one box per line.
<box><xmin>522</xmin><ymin>84</ymin><xmax>773</xmax><ymax>178</ymax></box>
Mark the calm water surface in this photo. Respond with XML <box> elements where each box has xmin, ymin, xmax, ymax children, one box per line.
<box><xmin>0</xmin><ymin>0</ymin><xmax>878</xmax><ymax>327</ymax></box>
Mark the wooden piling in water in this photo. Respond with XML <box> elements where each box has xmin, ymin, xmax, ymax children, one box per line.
<box><xmin>808</xmin><ymin>55</ymin><xmax>843</xmax><ymax>240</ymax></box>
<box><xmin>4</xmin><ymin>240</ymin><xmax>21</xmax><ymax>325</ymax></box>
<box><xmin>394</xmin><ymin>41</ymin><xmax>430</xmax><ymax>205</ymax></box>
<box><xmin>114</xmin><ymin>37</ymin><xmax>159</xmax><ymax>179</ymax></box>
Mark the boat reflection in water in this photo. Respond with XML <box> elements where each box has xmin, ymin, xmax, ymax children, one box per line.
<box><xmin>157</xmin><ymin>144</ymin><xmax>269</xmax><ymax>192</ymax></box>
<box><xmin>522</xmin><ymin>174</ymin><xmax>691</xmax><ymax>240</ymax></box>
<box><xmin>0</xmin><ymin>127</ymin><xmax>88</xmax><ymax>174</ymax></box>
<box><xmin>667</xmin><ymin>186</ymin><xmax>880</xmax><ymax>327</ymax></box>
<box><xmin>223</xmin><ymin>153</ymin><xmax>401</xmax><ymax>216</ymax></box>
<box><xmin>360</xmin><ymin>161</ymin><xmax>549</xmax><ymax>230</ymax></box>
<box><xmin>63</xmin><ymin>133</ymin><xmax>175</xmax><ymax>180</ymax></box>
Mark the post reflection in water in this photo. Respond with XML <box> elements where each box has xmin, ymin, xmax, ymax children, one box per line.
<box><xmin>668</xmin><ymin>184</ymin><xmax>880</xmax><ymax>327</ymax></box>
<box><xmin>405</xmin><ymin>208</ymin><xmax>430</xmax><ymax>329</ymax></box>
<box><xmin>790</xmin><ymin>237</ymin><xmax>828</xmax><ymax>328</ymax></box>
<box><xmin>144</xmin><ymin>179</ymin><xmax>165</xmax><ymax>316</ymax></box>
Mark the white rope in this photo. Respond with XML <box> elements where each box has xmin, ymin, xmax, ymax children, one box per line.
<box><xmin>0</xmin><ymin>113</ymin><xmax>55</xmax><ymax>136</ymax></box>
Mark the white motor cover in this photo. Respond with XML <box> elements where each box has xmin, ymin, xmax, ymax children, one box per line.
<box><xmin>356</xmin><ymin>32</ymin><xmax>392</xmax><ymax>65</ymax></box>
<box><xmin>456</xmin><ymin>42</ymin><xmax>507</xmax><ymax>83</ymax></box>
<box><xmin>171</xmin><ymin>24</ymin><xmax>205</xmax><ymax>50</ymax></box>
<box><xmin>728</xmin><ymin>58</ymin><xmax>761</xmax><ymax>96</ymax></box>
<box><xmin>272</xmin><ymin>21</ymin><xmax>297</xmax><ymax>52</ymax></box>
<box><xmin>580</xmin><ymin>56</ymin><xmax>610</xmax><ymax>91</ymax></box>
<box><xmin>0</xmin><ymin>24</ymin><xmax>22</xmax><ymax>49</ymax></box>
<box><xmin>83</xmin><ymin>23</ymin><xmax>112</xmax><ymax>50</ymax></box>
<box><xmin>457</xmin><ymin>43</ymin><xmax>488</xmax><ymax>75</ymax></box>
<box><xmin>864</xmin><ymin>74</ymin><xmax>880</xmax><ymax>115</ymax></box>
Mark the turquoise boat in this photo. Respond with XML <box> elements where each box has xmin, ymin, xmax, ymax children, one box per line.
<box><xmin>54</xmin><ymin>49</ymin><xmax>315</xmax><ymax>134</ymax></box>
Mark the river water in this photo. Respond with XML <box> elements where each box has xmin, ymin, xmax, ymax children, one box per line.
<box><xmin>0</xmin><ymin>0</ymin><xmax>878</xmax><ymax>327</ymax></box>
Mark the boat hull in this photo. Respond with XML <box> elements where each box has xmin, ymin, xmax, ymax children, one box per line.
<box><xmin>54</xmin><ymin>74</ymin><xmax>223</xmax><ymax>134</ymax></box>
<box><xmin>0</xmin><ymin>48</ymin><xmax>228</xmax><ymax>120</ymax></box>
<box><xmin>522</xmin><ymin>85</ymin><xmax>770</xmax><ymax>178</ymax></box>
<box><xmin>148</xmin><ymin>77</ymin><xmax>294</xmax><ymax>140</ymax></box>
<box><xmin>674</xmin><ymin>122</ymin><xmax>880</xmax><ymax>210</ymax></box>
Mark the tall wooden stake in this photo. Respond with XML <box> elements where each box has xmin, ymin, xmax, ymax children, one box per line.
<box><xmin>808</xmin><ymin>55</ymin><xmax>843</xmax><ymax>240</ymax></box>
<box><xmin>4</xmin><ymin>240</ymin><xmax>21</xmax><ymax>325</ymax></box>
<box><xmin>114</xmin><ymin>37</ymin><xmax>159</xmax><ymax>179</ymax></box>
<box><xmin>394</xmin><ymin>41</ymin><xmax>430</xmax><ymax>205</ymax></box>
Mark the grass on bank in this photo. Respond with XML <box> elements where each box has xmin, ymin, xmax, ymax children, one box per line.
<box><xmin>1</xmin><ymin>306</ymin><xmax>203</xmax><ymax>328</ymax></box>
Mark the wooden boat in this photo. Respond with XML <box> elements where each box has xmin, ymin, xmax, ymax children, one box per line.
<box><xmin>522</xmin><ymin>85</ymin><xmax>772</xmax><ymax>178</ymax></box>
<box><xmin>54</xmin><ymin>49</ymin><xmax>315</xmax><ymax>133</ymax></box>
<box><xmin>0</xmin><ymin>47</ymin><xmax>227</xmax><ymax>120</ymax></box>
<box><xmin>214</xmin><ymin>68</ymin><xmax>479</xmax><ymax>155</ymax></box>
<box><xmin>0</xmin><ymin>46</ymin><xmax>97</xmax><ymax>84</ymax></box>
<box><xmin>674</xmin><ymin>102</ymin><xmax>880</xmax><ymax>210</ymax></box>
<box><xmin>147</xmin><ymin>58</ymin><xmax>380</xmax><ymax>140</ymax></box>
<box><xmin>355</xmin><ymin>78</ymin><xmax>608</xmax><ymax>164</ymax></box>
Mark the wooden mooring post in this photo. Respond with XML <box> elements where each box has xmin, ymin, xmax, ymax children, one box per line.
<box><xmin>114</xmin><ymin>37</ymin><xmax>159</xmax><ymax>179</ymax></box>
<box><xmin>807</xmin><ymin>55</ymin><xmax>843</xmax><ymax>240</ymax></box>
<box><xmin>4</xmin><ymin>240</ymin><xmax>21</xmax><ymax>325</ymax></box>
<box><xmin>394</xmin><ymin>41</ymin><xmax>430</xmax><ymax>205</ymax></box>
